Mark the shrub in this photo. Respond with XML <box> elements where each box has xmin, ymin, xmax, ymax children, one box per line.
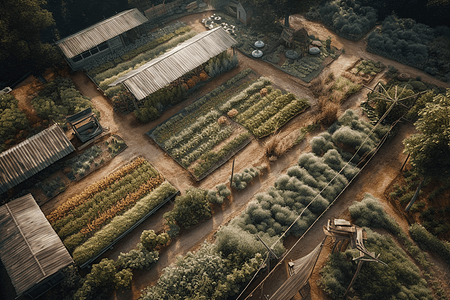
<box><xmin>164</xmin><ymin>187</ymin><xmax>211</xmax><ymax>229</ymax></box>
<box><xmin>320</xmin><ymin>229</ymin><xmax>433</xmax><ymax>300</ymax></box>
<box><xmin>260</xmin><ymin>88</ymin><xmax>268</xmax><ymax>97</ymax></box>
<box><xmin>218</xmin><ymin>116</ymin><xmax>228</xmax><ymax>125</ymax></box>
<box><xmin>349</xmin><ymin>193</ymin><xmax>401</xmax><ymax>235</ymax></box>
<box><xmin>409</xmin><ymin>223</ymin><xmax>450</xmax><ymax>266</ymax></box>
<box><xmin>307</xmin><ymin>0</ymin><xmax>377</xmax><ymax>41</ymax></box>
<box><xmin>114</xmin><ymin>269</ymin><xmax>133</xmax><ymax>290</ymax></box>
<box><xmin>116</xmin><ymin>243</ymin><xmax>159</xmax><ymax>270</ymax></box>
<box><xmin>141</xmin><ymin>230</ymin><xmax>158</xmax><ymax>250</ymax></box>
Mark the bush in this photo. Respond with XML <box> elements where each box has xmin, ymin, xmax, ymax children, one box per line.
<box><xmin>164</xmin><ymin>187</ymin><xmax>211</xmax><ymax>229</ymax></box>
<box><xmin>117</xmin><ymin>243</ymin><xmax>159</xmax><ymax>270</ymax></box>
<box><xmin>320</xmin><ymin>229</ymin><xmax>433</xmax><ymax>300</ymax></box>
<box><xmin>114</xmin><ymin>269</ymin><xmax>133</xmax><ymax>290</ymax></box>
<box><xmin>349</xmin><ymin>193</ymin><xmax>402</xmax><ymax>235</ymax></box>
<box><xmin>141</xmin><ymin>230</ymin><xmax>158</xmax><ymax>250</ymax></box>
<box><xmin>306</xmin><ymin>0</ymin><xmax>377</xmax><ymax>41</ymax></box>
<box><xmin>409</xmin><ymin>223</ymin><xmax>450</xmax><ymax>266</ymax></box>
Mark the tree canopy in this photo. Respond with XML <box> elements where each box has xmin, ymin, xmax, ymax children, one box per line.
<box><xmin>0</xmin><ymin>0</ymin><xmax>62</xmax><ymax>86</ymax></box>
<box><xmin>403</xmin><ymin>89</ymin><xmax>450</xmax><ymax>180</ymax></box>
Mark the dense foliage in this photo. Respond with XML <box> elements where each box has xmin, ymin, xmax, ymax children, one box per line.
<box><xmin>140</xmin><ymin>242</ymin><xmax>263</xmax><ymax>300</ymax></box>
<box><xmin>403</xmin><ymin>89</ymin><xmax>450</xmax><ymax>179</ymax></box>
<box><xmin>117</xmin><ymin>243</ymin><xmax>159</xmax><ymax>270</ymax></box>
<box><xmin>367</xmin><ymin>15</ymin><xmax>450</xmax><ymax>82</ymax></box>
<box><xmin>0</xmin><ymin>94</ymin><xmax>29</xmax><ymax>149</ymax></box>
<box><xmin>0</xmin><ymin>0</ymin><xmax>62</xmax><ymax>86</ymax></box>
<box><xmin>164</xmin><ymin>187</ymin><xmax>212</xmax><ymax>229</ymax></box>
<box><xmin>319</xmin><ymin>229</ymin><xmax>433</xmax><ymax>300</ymax></box>
<box><xmin>306</xmin><ymin>0</ymin><xmax>377</xmax><ymax>41</ymax></box>
<box><xmin>31</xmin><ymin>77</ymin><xmax>98</xmax><ymax>128</ymax></box>
<box><xmin>409</xmin><ymin>223</ymin><xmax>450</xmax><ymax>266</ymax></box>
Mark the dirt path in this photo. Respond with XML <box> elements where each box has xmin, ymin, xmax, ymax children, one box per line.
<box><xmin>32</xmin><ymin>12</ymin><xmax>450</xmax><ymax>300</ymax></box>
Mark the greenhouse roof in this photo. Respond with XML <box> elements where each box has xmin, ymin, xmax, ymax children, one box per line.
<box><xmin>109</xmin><ymin>27</ymin><xmax>237</xmax><ymax>100</ymax></box>
<box><xmin>0</xmin><ymin>194</ymin><xmax>73</xmax><ymax>297</ymax></box>
<box><xmin>0</xmin><ymin>124</ymin><xmax>74</xmax><ymax>194</ymax></box>
<box><xmin>56</xmin><ymin>9</ymin><xmax>148</xmax><ymax>58</ymax></box>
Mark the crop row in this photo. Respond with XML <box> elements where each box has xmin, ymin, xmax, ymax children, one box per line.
<box><xmin>72</xmin><ymin>181</ymin><xmax>178</xmax><ymax>265</ymax></box>
<box><xmin>47</xmin><ymin>157</ymin><xmax>147</xmax><ymax>223</ymax></box>
<box><xmin>243</xmin><ymin>93</ymin><xmax>296</xmax><ymax>131</ymax></box>
<box><xmin>252</xmin><ymin>98</ymin><xmax>310</xmax><ymax>137</ymax></box>
<box><xmin>219</xmin><ymin>77</ymin><xmax>271</xmax><ymax>113</ymax></box>
<box><xmin>164</xmin><ymin>110</ymin><xmax>221</xmax><ymax>151</ymax></box>
<box><xmin>180</xmin><ymin>126</ymin><xmax>233</xmax><ymax>168</ymax></box>
<box><xmin>192</xmin><ymin>132</ymin><xmax>251</xmax><ymax>178</ymax></box>
<box><xmin>235</xmin><ymin>90</ymin><xmax>281</xmax><ymax>123</ymax></box>
<box><xmin>80</xmin><ymin>175</ymin><xmax>164</xmax><ymax>236</ymax></box>
<box><xmin>171</xmin><ymin>122</ymin><xmax>224</xmax><ymax>159</ymax></box>
<box><xmin>54</xmin><ymin>162</ymin><xmax>160</xmax><ymax>237</ymax></box>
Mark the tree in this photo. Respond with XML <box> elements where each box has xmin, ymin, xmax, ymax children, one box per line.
<box><xmin>0</xmin><ymin>0</ymin><xmax>62</xmax><ymax>78</ymax></box>
<box><xmin>403</xmin><ymin>89</ymin><xmax>450</xmax><ymax>180</ymax></box>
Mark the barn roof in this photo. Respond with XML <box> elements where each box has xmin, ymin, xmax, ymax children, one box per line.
<box><xmin>0</xmin><ymin>124</ymin><xmax>75</xmax><ymax>194</ymax></box>
<box><xmin>56</xmin><ymin>9</ymin><xmax>148</xmax><ymax>58</ymax></box>
<box><xmin>0</xmin><ymin>194</ymin><xmax>73</xmax><ymax>297</ymax></box>
<box><xmin>109</xmin><ymin>27</ymin><xmax>237</xmax><ymax>100</ymax></box>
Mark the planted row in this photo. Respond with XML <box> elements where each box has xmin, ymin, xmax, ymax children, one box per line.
<box><xmin>47</xmin><ymin>157</ymin><xmax>148</xmax><ymax>223</ymax></box>
<box><xmin>72</xmin><ymin>181</ymin><xmax>178</xmax><ymax>265</ymax></box>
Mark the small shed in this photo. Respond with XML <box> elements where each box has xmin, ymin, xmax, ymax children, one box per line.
<box><xmin>281</xmin><ymin>26</ymin><xmax>308</xmax><ymax>52</ymax></box>
<box><xmin>66</xmin><ymin>108</ymin><xmax>103</xmax><ymax>143</ymax></box>
<box><xmin>0</xmin><ymin>124</ymin><xmax>75</xmax><ymax>194</ymax></box>
<box><xmin>109</xmin><ymin>26</ymin><xmax>237</xmax><ymax>101</ymax></box>
<box><xmin>223</xmin><ymin>1</ymin><xmax>252</xmax><ymax>25</ymax></box>
<box><xmin>55</xmin><ymin>9</ymin><xmax>148</xmax><ymax>70</ymax></box>
<box><xmin>0</xmin><ymin>194</ymin><xmax>74</xmax><ymax>299</ymax></box>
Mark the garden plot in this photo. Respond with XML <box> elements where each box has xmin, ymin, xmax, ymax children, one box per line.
<box><xmin>148</xmin><ymin>69</ymin><xmax>259</xmax><ymax>181</ymax></box>
<box><xmin>219</xmin><ymin>77</ymin><xmax>310</xmax><ymax>138</ymax></box>
<box><xmin>346</xmin><ymin>59</ymin><xmax>385</xmax><ymax>84</ymax></box>
<box><xmin>46</xmin><ymin>156</ymin><xmax>178</xmax><ymax>266</ymax></box>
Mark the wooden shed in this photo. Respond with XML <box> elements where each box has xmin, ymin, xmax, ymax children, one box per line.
<box><xmin>109</xmin><ymin>26</ymin><xmax>237</xmax><ymax>101</ymax></box>
<box><xmin>0</xmin><ymin>124</ymin><xmax>75</xmax><ymax>194</ymax></box>
<box><xmin>0</xmin><ymin>194</ymin><xmax>74</xmax><ymax>299</ymax></box>
<box><xmin>55</xmin><ymin>9</ymin><xmax>148</xmax><ymax>70</ymax></box>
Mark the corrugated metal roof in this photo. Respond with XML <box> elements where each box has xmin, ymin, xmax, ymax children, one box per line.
<box><xmin>56</xmin><ymin>9</ymin><xmax>148</xmax><ymax>58</ymax></box>
<box><xmin>0</xmin><ymin>124</ymin><xmax>75</xmax><ymax>194</ymax></box>
<box><xmin>0</xmin><ymin>194</ymin><xmax>74</xmax><ymax>297</ymax></box>
<box><xmin>109</xmin><ymin>27</ymin><xmax>237</xmax><ymax>100</ymax></box>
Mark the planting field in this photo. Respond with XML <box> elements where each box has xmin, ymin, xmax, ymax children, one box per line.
<box><xmin>148</xmin><ymin>69</ymin><xmax>260</xmax><ymax>180</ymax></box>
<box><xmin>148</xmin><ymin>69</ymin><xmax>310</xmax><ymax>180</ymax></box>
<box><xmin>46</xmin><ymin>157</ymin><xmax>178</xmax><ymax>265</ymax></box>
<box><xmin>219</xmin><ymin>77</ymin><xmax>310</xmax><ymax>138</ymax></box>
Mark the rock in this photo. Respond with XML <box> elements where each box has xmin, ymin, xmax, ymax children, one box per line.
<box><xmin>311</xmin><ymin>40</ymin><xmax>322</xmax><ymax>47</ymax></box>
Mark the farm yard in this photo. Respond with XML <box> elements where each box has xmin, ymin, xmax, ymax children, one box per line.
<box><xmin>1</xmin><ymin>5</ymin><xmax>450</xmax><ymax>300</ymax></box>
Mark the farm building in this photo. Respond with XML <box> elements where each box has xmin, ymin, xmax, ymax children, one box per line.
<box><xmin>55</xmin><ymin>9</ymin><xmax>148</xmax><ymax>70</ymax></box>
<box><xmin>109</xmin><ymin>26</ymin><xmax>237</xmax><ymax>101</ymax></box>
<box><xmin>0</xmin><ymin>124</ymin><xmax>75</xmax><ymax>195</ymax></box>
<box><xmin>0</xmin><ymin>194</ymin><xmax>74</xmax><ymax>299</ymax></box>
<box><xmin>223</xmin><ymin>1</ymin><xmax>253</xmax><ymax>25</ymax></box>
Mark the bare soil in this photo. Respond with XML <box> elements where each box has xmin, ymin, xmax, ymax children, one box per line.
<box><xmin>3</xmin><ymin>11</ymin><xmax>450</xmax><ymax>300</ymax></box>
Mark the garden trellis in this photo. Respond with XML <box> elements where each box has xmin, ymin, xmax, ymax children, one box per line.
<box><xmin>109</xmin><ymin>26</ymin><xmax>237</xmax><ymax>100</ymax></box>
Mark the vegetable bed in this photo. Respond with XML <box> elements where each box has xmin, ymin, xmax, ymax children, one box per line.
<box><xmin>147</xmin><ymin>69</ymin><xmax>257</xmax><ymax>180</ymax></box>
<box><xmin>46</xmin><ymin>157</ymin><xmax>177</xmax><ymax>265</ymax></box>
<box><xmin>219</xmin><ymin>77</ymin><xmax>310</xmax><ymax>138</ymax></box>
